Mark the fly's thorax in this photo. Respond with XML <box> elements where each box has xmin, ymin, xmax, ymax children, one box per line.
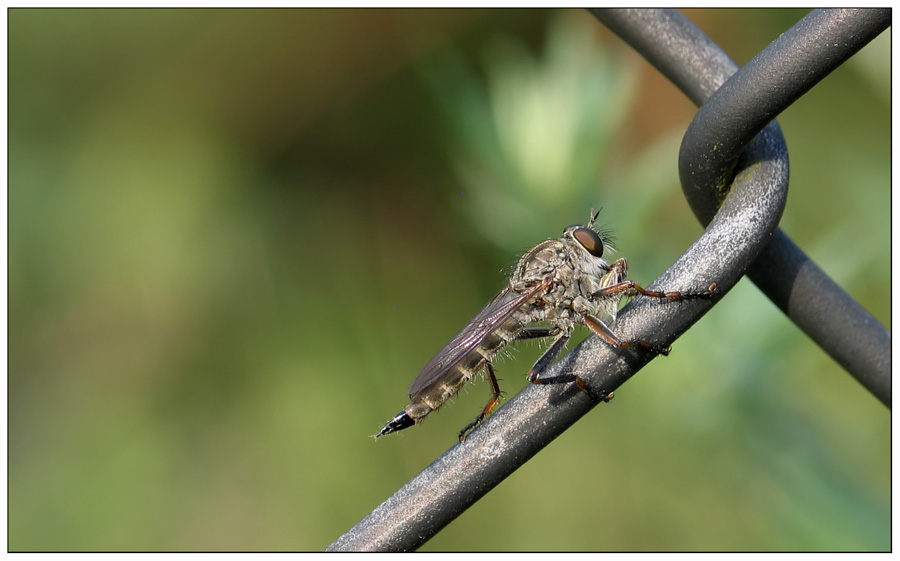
<box><xmin>530</xmin><ymin>236</ymin><xmax>613</xmax><ymax>323</ymax></box>
<box><xmin>508</xmin><ymin>233</ymin><xmax>613</xmax><ymax>322</ymax></box>
<box><xmin>531</xmin><ymin>284</ymin><xmax>589</xmax><ymax>331</ymax></box>
<box><xmin>513</xmin><ymin>239</ymin><xmax>569</xmax><ymax>285</ymax></box>
<box><xmin>536</xmin><ymin>306</ymin><xmax>581</xmax><ymax>334</ymax></box>
<box><xmin>513</xmin><ymin>232</ymin><xmax>610</xmax><ymax>289</ymax></box>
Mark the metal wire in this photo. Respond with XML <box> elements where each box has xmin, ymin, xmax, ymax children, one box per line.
<box><xmin>326</xmin><ymin>9</ymin><xmax>890</xmax><ymax>551</ymax></box>
<box><xmin>593</xmin><ymin>8</ymin><xmax>891</xmax><ymax>406</ymax></box>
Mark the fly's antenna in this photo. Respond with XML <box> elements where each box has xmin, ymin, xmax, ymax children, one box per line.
<box><xmin>588</xmin><ymin>207</ymin><xmax>603</xmax><ymax>228</ymax></box>
<box><xmin>587</xmin><ymin>207</ymin><xmax>616</xmax><ymax>255</ymax></box>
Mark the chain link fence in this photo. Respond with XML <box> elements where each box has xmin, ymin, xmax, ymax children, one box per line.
<box><xmin>327</xmin><ymin>8</ymin><xmax>890</xmax><ymax>551</ymax></box>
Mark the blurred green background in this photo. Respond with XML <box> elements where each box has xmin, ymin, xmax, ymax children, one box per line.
<box><xmin>9</xmin><ymin>8</ymin><xmax>889</xmax><ymax>552</ymax></box>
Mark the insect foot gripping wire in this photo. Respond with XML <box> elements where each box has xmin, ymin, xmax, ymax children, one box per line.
<box><xmin>375</xmin><ymin>210</ymin><xmax>717</xmax><ymax>442</ymax></box>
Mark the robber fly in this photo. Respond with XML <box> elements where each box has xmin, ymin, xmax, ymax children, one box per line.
<box><xmin>376</xmin><ymin>210</ymin><xmax>716</xmax><ymax>442</ymax></box>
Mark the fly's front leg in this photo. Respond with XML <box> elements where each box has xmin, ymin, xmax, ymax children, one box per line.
<box><xmin>459</xmin><ymin>363</ymin><xmax>503</xmax><ymax>442</ymax></box>
<box><xmin>619</xmin><ymin>281</ymin><xmax>718</xmax><ymax>300</ymax></box>
<box><xmin>591</xmin><ymin>260</ymin><xmax>717</xmax><ymax>355</ymax></box>
<box><xmin>526</xmin><ymin>329</ymin><xmax>613</xmax><ymax>402</ymax></box>
<box><xmin>599</xmin><ymin>259</ymin><xmax>717</xmax><ymax>301</ymax></box>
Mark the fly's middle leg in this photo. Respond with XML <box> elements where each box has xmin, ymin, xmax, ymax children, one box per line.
<box><xmin>525</xmin><ymin>330</ymin><xmax>613</xmax><ymax>402</ymax></box>
<box><xmin>515</xmin><ymin>326</ymin><xmax>559</xmax><ymax>340</ymax></box>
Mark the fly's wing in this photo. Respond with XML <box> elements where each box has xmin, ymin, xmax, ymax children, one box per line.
<box><xmin>407</xmin><ymin>279</ymin><xmax>551</xmax><ymax>397</ymax></box>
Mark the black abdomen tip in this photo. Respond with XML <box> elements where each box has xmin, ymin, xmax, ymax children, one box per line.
<box><xmin>375</xmin><ymin>411</ymin><xmax>416</xmax><ymax>438</ymax></box>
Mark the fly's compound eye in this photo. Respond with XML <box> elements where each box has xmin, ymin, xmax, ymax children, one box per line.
<box><xmin>573</xmin><ymin>227</ymin><xmax>604</xmax><ymax>257</ymax></box>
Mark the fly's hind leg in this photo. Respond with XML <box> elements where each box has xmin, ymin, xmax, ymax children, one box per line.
<box><xmin>459</xmin><ymin>363</ymin><xmax>503</xmax><ymax>442</ymax></box>
<box><xmin>526</xmin><ymin>330</ymin><xmax>613</xmax><ymax>402</ymax></box>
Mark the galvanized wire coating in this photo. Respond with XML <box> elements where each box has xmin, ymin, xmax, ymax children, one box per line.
<box><xmin>327</xmin><ymin>9</ymin><xmax>889</xmax><ymax>551</ymax></box>
<box><xmin>593</xmin><ymin>8</ymin><xmax>891</xmax><ymax>406</ymax></box>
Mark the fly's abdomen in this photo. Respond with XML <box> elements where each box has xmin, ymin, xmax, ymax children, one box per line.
<box><xmin>403</xmin><ymin>356</ymin><xmax>486</xmax><ymax>422</ymax></box>
<box><xmin>404</xmin><ymin>312</ymin><xmax>529</xmax><ymax>422</ymax></box>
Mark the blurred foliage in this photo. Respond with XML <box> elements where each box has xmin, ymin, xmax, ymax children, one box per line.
<box><xmin>9</xmin><ymin>8</ymin><xmax>889</xmax><ymax>552</ymax></box>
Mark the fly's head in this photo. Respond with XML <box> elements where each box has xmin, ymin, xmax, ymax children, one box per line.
<box><xmin>511</xmin><ymin>211</ymin><xmax>615</xmax><ymax>297</ymax></box>
<box><xmin>561</xmin><ymin>220</ymin><xmax>614</xmax><ymax>281</ymax></box>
